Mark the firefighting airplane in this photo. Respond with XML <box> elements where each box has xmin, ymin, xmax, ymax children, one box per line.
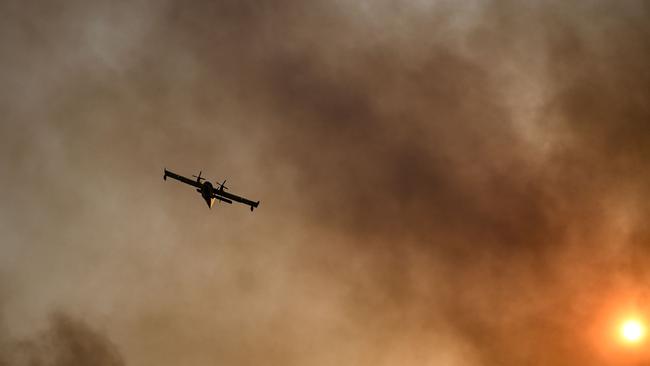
<box><xmin>163</xmin><ymin>168</ymin><xmax>260</xmax><ymax>211</ymax></box>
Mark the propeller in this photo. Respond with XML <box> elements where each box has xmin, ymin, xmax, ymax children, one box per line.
<box><xmin>192</xmin><ymin>170</ymin><xmax>205</xmax><ymax>182</ymax></box>
<box><xmin>217</xmin><ymin>179</ymin><xmax>229</xmax><ymax>191</ymax></box>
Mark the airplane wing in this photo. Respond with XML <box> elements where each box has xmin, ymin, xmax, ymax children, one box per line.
<box><xmin>213</xmin><ymin>190</ymin><xmax>260</xmax><ymax>211</ymax></box>
<box><xmin>163</xmin><ymin>169</ymin><xmax>202</xmax><ymax>189</ymax></box>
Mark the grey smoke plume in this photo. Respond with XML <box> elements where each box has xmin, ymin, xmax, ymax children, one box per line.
<box><xmin>0</xmin><ymin>313</ymin><xmax>123</xmax><ymax>366</ymax></box>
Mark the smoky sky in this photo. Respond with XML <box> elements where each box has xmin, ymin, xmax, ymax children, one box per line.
<box><xmin>1</xmin><ymin>1</ymin><xmax>649</xmax><ymax>365</ymax></box>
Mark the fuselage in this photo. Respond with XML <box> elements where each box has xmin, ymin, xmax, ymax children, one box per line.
<box><xmin>200</xmin><ymin>181</ymin><xmax>216</xmax><ymax>208</ymax></box>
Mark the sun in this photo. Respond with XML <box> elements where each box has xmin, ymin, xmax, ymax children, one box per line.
<box><xmin>620</xmin><ymin>319</ymin><xmax>646</xmax><ymax>344</ymax></box>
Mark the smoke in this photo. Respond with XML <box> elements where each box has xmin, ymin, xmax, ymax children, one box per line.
<box><xmin>1</xmin><ymin>0</ymin><xmax>649</xmax><ymax>365</ymax></box>
<box><xmin>0</xmin><ymin>313</ymin><xmax>123</xmax><ymax>366</ymax></box>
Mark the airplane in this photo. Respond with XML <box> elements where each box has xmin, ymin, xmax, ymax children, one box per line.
<box><xmin>163</xmin><ymin>168</ymin><xmax>260</xmax><ymax>211</ymax></box>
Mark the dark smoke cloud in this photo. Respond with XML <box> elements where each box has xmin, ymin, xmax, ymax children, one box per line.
<box><xmin>0</xmin><ymin>313</ymin><xmax>123</xmax><ymax>366</ymax></box>
<box><xmin>1</xmin><ymin>1</ymin><xmax>649</xmax><ymax>365</ymax></box>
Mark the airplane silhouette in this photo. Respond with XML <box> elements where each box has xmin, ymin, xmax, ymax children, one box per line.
<box><xmin>164</xmin><ymin>168</ymin><xmax>259</xmax><ymax>211</ymax></box>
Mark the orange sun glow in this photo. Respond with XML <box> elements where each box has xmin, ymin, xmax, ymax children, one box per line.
<box><xmin>620</xmin><ymin>318</ymin><xmax>646</xmax><ymax>344</ymax></box>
